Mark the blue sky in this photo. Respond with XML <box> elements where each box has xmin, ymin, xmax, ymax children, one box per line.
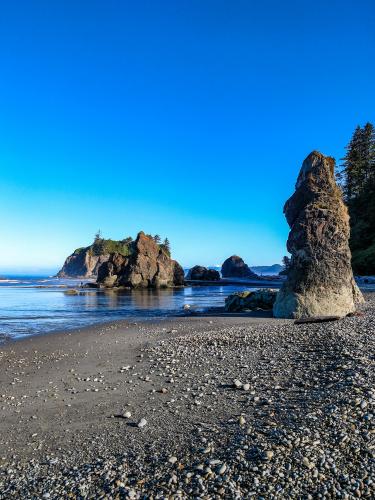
<box><xmin>0</xmin><ymin>0</ymin><xmax>374</xmax><ymax>273</ymax></box>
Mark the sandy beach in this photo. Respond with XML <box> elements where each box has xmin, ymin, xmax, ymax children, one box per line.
<box><xmin>1</xmin><ymin>295</ymin><xmax>374</xmax><ymax>497</ymax></box>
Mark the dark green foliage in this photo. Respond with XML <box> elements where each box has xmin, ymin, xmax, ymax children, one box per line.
<box><xmin>282</xmin><ymin>256</ymin><xmax>291</xmax><ymax>270</ymax></box>
<box><xmin>90</xmin><ymin>233</ymin><xmax>134</xmax><ymax>257</ymax></box>
<box><xmin>160</xmin><ymin>237</ymin><xmax>171</xmax><ymax>256</ymax></box>
<box><xmin>77</xmin><ymin>232</ymin><xmax>173</xmax><ymax>259</ymax></box>
<box><xmin>279</xmin><ymin>255</ymin><xmax>291</xmax><ymax>276</ymax></box>
<box><xmin>337</xmin><ymin>122</ymin><xmax>375</xmax><ymax>274</ymax></box>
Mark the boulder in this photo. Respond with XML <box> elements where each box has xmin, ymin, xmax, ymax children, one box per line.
<box><xmin>225</xmin><ymin>289</ymin><xmax>278</xmax><ymax>312</ymax></box>
<box><xmin>97</xmin><ymin>232</ymin><xmax>184</xmax><ymax>288</ymax></box>
<box><xmin>221</xmin><ymin>255</ymin><xmax>258</xmax><ymax>279</ymax></box>
<box><xmin>186</xmin><ymin>266</ymin><xmax>220</xmax><ymax>281</ymax></box>
<box><xmin>273</xmin><ymin>151</ymin><xmax>364</xmax><ymax>319</ymax></box>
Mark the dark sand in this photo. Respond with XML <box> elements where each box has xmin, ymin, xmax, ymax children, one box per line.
<box><xmin>1</xmin><ymin>298</ymin><xmax>374</xmax><ymax>497</ymax></box>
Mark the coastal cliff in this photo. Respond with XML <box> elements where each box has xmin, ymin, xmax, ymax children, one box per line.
<box><xmin>97</xmin><ymin>232</ymin><xmax>185</xmax><ymax>288</ymax></box>
<box><xmin>57</xmin><ymin>235</ymin><xmax>133</xmax><ymax>279</ymax></box>
<box><xmin>57</xmin><ymin>248</ymin><xmax>110</xmax><ymax>278</ymax></box>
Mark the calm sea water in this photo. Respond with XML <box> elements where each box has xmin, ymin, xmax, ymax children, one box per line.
<box><xmin>0</xmin><ymin>275</ymin><xmax>265</xmax><ymax>342</ymax></box>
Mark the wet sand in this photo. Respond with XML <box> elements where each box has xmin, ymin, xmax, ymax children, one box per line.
<box><xmin>1</xmin><ymin>298</ymin><xmax>374</xmax><ymax>497</ymax></box>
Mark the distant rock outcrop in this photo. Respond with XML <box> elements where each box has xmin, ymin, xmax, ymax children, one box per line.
<box><xmin>221</xmin><ymin>256</ymin><xmax>258</xmax><ymax>279</ymax></box>
<box><xmin>57</xmin><ymin>248</ymin><xmax>110</xmax><ymax>279</ymax></box>
<box><xmin>97</xmin><ymin>232</ymin><xmax>185</xmax><ymax>288</ymax></box>
<box><xmin>273</xmin><ymin>151</ymin><xmax>364</xmax><ymax>319</ymax></box>
<box><xmin>251</xmin><ymin>264</ymin><xmax>284</xmax><ymax>275</ymax></box>
<box><xmin>186</xmin><ymin>266</ymin><xmax>220</xmax><ymax>281</ymax></box>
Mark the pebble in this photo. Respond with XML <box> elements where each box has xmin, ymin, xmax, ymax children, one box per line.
<box><xmin>137</xmin><ymin>418</ymin><xmax>147</xmax><ymax>428</ymax></box>
<box><xmin>1</xmin><ymin>294</ymin><xmax>375</xmax><ymax>498</ymax></box>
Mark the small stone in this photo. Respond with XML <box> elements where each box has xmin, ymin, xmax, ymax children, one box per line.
<box><xmin>263</xmin><ymin>450</ymin><xmax>274</xmax><ymax>460</ymax></box>
<box><xmin>217</xmin><ymin>463</ymin><xmax>227</xmax><ymax>475</ymax></box>
<box><xmin>137</xmin><ymin>418</ymin><xmax>147</xmax><ymax>428</ymax></box>
<box><xmin>168</xmin><ymin>456</ymin><xmax>178</xmax><ymax>464</ymax></box>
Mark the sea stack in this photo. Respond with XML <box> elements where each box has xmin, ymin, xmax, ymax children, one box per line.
<box><xmin>273</xmin><ymin>151</ymin><xmax>364</xmax><ymax>319</ymax></box>
<box><xmin>221</xmin><ymin>256</ymin><xmax>258</xmax><ymax>279</ymax></box>
<box><xmin>186</xmin><ymin>266</ymin><xmax>220</xmax><ymax>281</ymax></box>
<box><xmin>97</xmin><ymin>231</ymin><xmax>185</xmax><ymax>288</ymax></box>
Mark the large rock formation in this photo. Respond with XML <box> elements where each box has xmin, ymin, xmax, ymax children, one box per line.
<box><xmin>57</xmin><ymin>236</ymin><xmax>134</xmax><ymax>279</ymax></box>
<box><xmin>273</xmin><ymin>151</ymin><xmax>364</xmax><ymax>319</ymax></box>
<box><xmin>225</xmin><ymin>289</ymin><xmax>278</xmax><ymax>312</ymax></box>
<box><xmin>221</xmin><ymin>255</ymin><xmax>258</xmax><ymax>279</ymax></box>
<box><xmin>57</xmin><ymin>248</ymin><xmax>110</xmax><ymax>278</ymax></box>
<box><xmin>97</xmin><ymin>232</ymin><xmax>185</xmax><ymax>288</ymax></box>
<box><xmin>186</xmin><ymin>266</ymin><xmax>220</xmax><ymax>281</ymax></box>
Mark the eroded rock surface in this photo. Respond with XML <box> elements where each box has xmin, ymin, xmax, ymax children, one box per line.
<box><xmin>97</xmin><ymin>232</ymin><xmax>184</xmax><ymax>288</ymax></box>
<box><xmin>273</xmin><ymin>151</ymin><xmax>364</xmax><ymax>319</ymax></box>
<box><xmin>57</xmin><ymin>248</ymin><xmax>110</xmax><ymax>278</ymax></box>
<box><xmin>225</xmin><ymin>288</ymin><xmax>278</xmax><ymax>312</ymax></box>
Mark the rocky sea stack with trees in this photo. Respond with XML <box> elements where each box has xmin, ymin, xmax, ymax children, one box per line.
<box><xmin>96</xmin><ymin>231</ymin><xmax>185</xmax><ymax>288</ymax></box>
<box><xmin>57</xmin><ymin>232</ymin><xmax>134</xmax><ymax>279</ymax></box>
<box><xmin>57</xmin><ymin>231</ymin><xmax>184</xmax><ymax>289</ymax></box>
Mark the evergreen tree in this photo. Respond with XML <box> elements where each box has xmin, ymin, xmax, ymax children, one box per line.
<box><xmin>153</xmin><ymin>234</ymin><xmax>161</xmax><ymax>244</ymax></box>
<box><xmin>160</xmin><ymin>237</ymin><xmax>171</xmax><ymax>256</ymax></box>
<box><xmin>282</xmin><ymin>256</ymin><xmax>291</xmax><ymax>270</ymax></box>
<box><xmin>338</xmin><ymin>122</ymin><xmax>375</xmax><ymax>274</ymax></box>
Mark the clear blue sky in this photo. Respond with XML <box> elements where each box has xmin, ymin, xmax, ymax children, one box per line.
<box><xmin>0</xmin><ymin>0</ymin><xmax>374</xmax><ymax>273</ymax></box>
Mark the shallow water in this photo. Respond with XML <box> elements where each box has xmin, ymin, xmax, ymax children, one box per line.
<box><xmin>0</xmin><ymin>276</ymin><xmax>263</xmax><ymax>341</ymax></box>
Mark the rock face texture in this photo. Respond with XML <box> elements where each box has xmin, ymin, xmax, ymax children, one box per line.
<box><xmin>186</xmin><ymin>266</ymin><xmax>220</xmax><ymax>281</ymax></box>
<box><xmin>221</xmin><ymin>256</ymin><xmax>258</xmax><ymax>279</ymax></box>
<box><xmin>97</xmin><ymin>232</ymin><xmax>185</xmax><ymax>288</ymax></box>
<box><xmin>273</xmin><ymin>151</ymin><xmax>364</xmax><ymax>319</ymax></box>
<box><xmin>225</xmin><ymin>289</ymin><xmax>278</xmax><ymax>312</ymax></box>
<box><xmin>57</xmin><ymin>248</ymin><xmax>110</xmax><ymax>278</ymax></box>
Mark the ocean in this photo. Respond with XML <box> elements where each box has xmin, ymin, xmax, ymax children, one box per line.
<box><xmin>0</xmin><ymin>275</ymin><xmax>263</xmax><ymax>342</ymax></box>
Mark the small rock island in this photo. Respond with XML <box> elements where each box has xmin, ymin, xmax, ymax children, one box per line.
<box><xmin>221</xmin><ymin>255</ymin><xmax>258</xmax><ymax>279</ymax></box>
<box><xmin>97</xmin><ymin>232</ymin><xmax>184</xmax><ymax>288</ymax></box>
<box><xmin>186</xmin><ymin>266</ymin><xmax>220</xmax><ymax>281</ymax></box>
<box><xmin>58</xmin><ymin>232</ymin><xmax>185</xmax><ymax>289</ymax></box>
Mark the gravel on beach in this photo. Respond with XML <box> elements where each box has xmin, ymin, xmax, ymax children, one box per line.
<box><xmin>0</xmin><ymin>294</ymin><xmax>374</xmax><ymax>498</ymax></box>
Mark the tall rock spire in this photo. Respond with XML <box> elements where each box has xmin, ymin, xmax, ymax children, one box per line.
<box><xmin>273</xmin><ymin>151</ymin><xmax>364</xmax><ymax>319</ymax></box>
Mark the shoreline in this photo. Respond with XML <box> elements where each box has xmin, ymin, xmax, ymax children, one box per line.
<box><xmin>1</xmin><ymin>294</ymin><xmax>374</xmax><ymax>496</ymax></box>
<box><xmin>0</xmin><ymin>307</ymin><xmax>281</xmax><ymax>346</ymax></box>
